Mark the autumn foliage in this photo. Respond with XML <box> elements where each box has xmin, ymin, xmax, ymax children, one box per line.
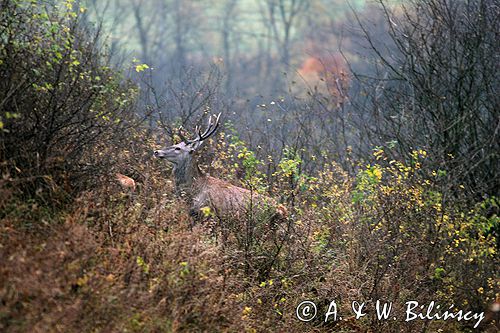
<box><xmin>0</xmin><ymin>1</ymin><xmax>498</xmax><ymax>332</ymax></box>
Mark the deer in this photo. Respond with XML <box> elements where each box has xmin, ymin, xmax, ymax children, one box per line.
<box><xmin>153</xmin><ymin>113</ymin><xmax>287</xmax><ymax>221</ymax></box>
<box><xmin>115</xmin><ymin>173</ymin><xmax>136</xmax><ymax>192</ymax></box>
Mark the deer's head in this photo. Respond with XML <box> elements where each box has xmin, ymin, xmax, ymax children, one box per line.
<box><xmin>153</xmin><ymin>113</ymin><xmax>221</xmax><ymax>166</ymax></box>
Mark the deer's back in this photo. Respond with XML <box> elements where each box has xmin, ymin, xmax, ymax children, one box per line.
<box><xmin>192</xmin><ymin>176</ymin><xmax>277</xmax><ymax>217</ymax></box>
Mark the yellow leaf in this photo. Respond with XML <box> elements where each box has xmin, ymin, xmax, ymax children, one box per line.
<box><xmin>200</xmin><ymin>206</ymin><xmax>212</xmax><ymax>217</ymax></box>
<box><xmin>242</xmin><ymin>306</ymin><xmax>252</xmax><ymax>315</ymax></box>
<box><xmin>135</xmin><ymin>63</ymin><xmax>149</xmax><ymax>72</ymax></box>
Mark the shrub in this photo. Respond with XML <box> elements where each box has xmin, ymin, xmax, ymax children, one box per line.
<box><xmin>0</xmin><ymin>0</ymin><xmax>137</xmax><ymax>205</ymax></box>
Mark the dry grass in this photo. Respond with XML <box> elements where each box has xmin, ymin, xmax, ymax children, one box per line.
<box><xmin>1</xmin><ymin>138</ymin><xmax>498</xmax><ymax>333</ymax></box>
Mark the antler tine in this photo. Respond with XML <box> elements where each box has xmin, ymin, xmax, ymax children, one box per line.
<box><xmin>199</xmin><ymin>113</ymin><xmax>221</xmax><ymax>140</ymax></box>
<box><xmin>194</xmin><ymin>125</ymin><xmax>201</xmax><ymax>140</ymax></box>
<box><xmin>189</xmin><ymin>113</ymin><xmax>221</xmax><ymax>144</ymax></box>
<box><xmin>199</xmin><ymin>114</ymin><xmax>214</xmax><ymax>139</ymax></box>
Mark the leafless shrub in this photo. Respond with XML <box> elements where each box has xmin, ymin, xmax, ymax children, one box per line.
<box><xmin>350</xmin><ymin>0</ymin><xmax>499</xmax><ymax>198</ymax></box>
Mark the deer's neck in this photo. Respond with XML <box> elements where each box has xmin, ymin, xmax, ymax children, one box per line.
<box><xmin>173</xmin><ymin>157</ymin><xmax>203</xmax><ymax>195</ymax></box>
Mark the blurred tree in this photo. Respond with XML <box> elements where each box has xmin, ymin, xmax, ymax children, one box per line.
<box><xmin>261</xmin><ymin>0</ymin><xmax>309</xmax><ymax>66</ymax></box>
<box><xmin>352</xmin><ymin>0</ymin><xmax>499</xmax><ymax>198</ymax></box>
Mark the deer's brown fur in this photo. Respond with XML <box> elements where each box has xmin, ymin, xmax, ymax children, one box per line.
<box><xmin>189</xmin><ymin>175</ymin><xmax>280</xmax><ymax>218</ymax></box>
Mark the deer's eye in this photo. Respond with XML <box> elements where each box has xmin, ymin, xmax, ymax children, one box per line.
<box><xmin>175</xmin><ymin>147</ymin><xmax>181</xmax><ymax>151</ymax></box>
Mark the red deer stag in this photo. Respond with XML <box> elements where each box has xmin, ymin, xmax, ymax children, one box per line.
<box><xmin>153</xmin><ymin>114</ymin><xmax>286</xmax><ymax>220</ymax></box>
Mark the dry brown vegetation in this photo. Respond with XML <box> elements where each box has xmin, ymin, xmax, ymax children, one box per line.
<box><xmin>0</xmin><ymin>1</ymin><xmax>498</xmax><ymax>332</ymax></box>
<box><xmin>1</xmin><ymin>130</ymin><xmax>498</xmax><ymax>332</ymax></box>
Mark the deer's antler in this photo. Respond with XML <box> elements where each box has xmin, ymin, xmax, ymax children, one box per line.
<box><xmin>191</xmin><ymin>113</ymin><xmax>221</xmax><ymax>143</ymax></box>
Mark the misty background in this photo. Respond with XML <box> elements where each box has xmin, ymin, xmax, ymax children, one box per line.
<box><xmin>77</xmin><ymin>0</ymin><xmax>397</xmax><ymax>172</ymax></box>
